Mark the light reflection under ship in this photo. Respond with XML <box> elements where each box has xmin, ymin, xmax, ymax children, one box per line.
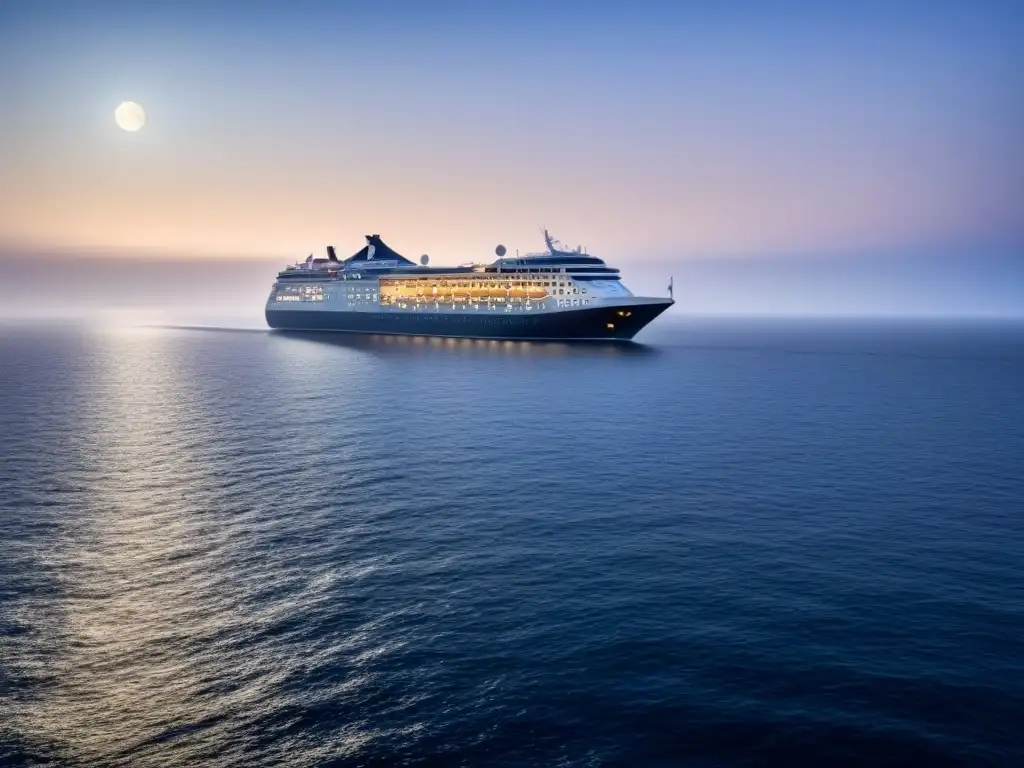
<box><xmin>269</xmin><ymin>330</ymin><xmax>660</xmax><ymax>358</ymax></box>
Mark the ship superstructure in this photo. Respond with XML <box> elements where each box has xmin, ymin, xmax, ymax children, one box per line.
<box><xmin>265</xmin><ymin>231</ymin><xmax>673</xmax><ymax>340</ymax></box>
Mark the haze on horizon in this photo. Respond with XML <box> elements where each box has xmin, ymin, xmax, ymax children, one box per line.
<box><xmin>0</xmin><ymin>0</ymin><xmax>1022</xmax><ymax>318</ymax></box>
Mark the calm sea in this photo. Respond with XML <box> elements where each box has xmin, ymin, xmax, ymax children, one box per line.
<box><xmin>1</xmin><ymin>318</ymin><xmax>1022</xmax><ymax>767</ymax></box>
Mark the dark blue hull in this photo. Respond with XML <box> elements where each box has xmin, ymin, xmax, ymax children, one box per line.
<box><xmin>266</xmin><ymin>302</ymin><xmax>672</xmax><ymax>340</ymax></box>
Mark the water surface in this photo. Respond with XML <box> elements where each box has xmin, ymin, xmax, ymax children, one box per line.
<box><xmin>2</xmin><ymin>318</ymin><xmax>1022</xmax><ymax>766</ymax></box>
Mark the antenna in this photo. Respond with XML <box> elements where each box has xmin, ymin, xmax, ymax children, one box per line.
<box><xmin>543</xmin><ymin>229</ymin><xmax>563</xmax><ymax>253</ymax></box>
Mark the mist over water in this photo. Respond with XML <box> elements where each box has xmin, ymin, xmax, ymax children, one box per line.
<box><xmin>0</xmin><ymin>246</ymin><xmax>1021</xmax><ymax>328</ymax></box>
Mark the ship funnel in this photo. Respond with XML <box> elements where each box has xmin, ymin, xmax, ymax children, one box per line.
<box><xmin>326</xmin><ymin>246</ymin><xmax>339</xmax><ymax>262</ymax></box>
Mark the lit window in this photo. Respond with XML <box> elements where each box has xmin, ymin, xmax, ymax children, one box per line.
<box><xmin>606</xmin><ymin>323</ymin><xmax>615</xmax><ymax>329</ymax></box>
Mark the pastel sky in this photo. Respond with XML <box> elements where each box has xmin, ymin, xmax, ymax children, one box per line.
<box><xmin>1</xmin><ymin>0</ymin><xmax>1022</xmax><ymax>264</ymax></box>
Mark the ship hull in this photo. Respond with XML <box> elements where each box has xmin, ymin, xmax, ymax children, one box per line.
<box><xmin>266</xmin><ymin>301</ymin><xmax>672</xmax><ymax>341</ymax></box>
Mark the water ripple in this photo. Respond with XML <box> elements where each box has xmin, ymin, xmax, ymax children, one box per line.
<box><xmin>1</xmin><ymin>321</ymin><xmax>1023</xmax><ymax>766</ymax></box>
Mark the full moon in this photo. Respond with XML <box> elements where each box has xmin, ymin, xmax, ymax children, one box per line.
<box><xmin>115</xmin><ymin>101</ymin><xmax>146</xmax><ymax>132</ymax></box>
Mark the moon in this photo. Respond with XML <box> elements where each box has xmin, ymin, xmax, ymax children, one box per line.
<box><xmin>115</xmin><ymin>101</ymin><xmax>146</xmax><ymax>132</ymax></box>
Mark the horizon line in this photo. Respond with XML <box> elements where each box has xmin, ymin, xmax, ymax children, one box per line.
<box><xmin>2</xmin><ymin>239</ymin><xmax>1022</xmax><ymax>264</ymax></box>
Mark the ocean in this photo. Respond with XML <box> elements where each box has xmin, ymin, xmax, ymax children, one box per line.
<box><xmin>1</xmin><ymin>318</ymin><xmax>1022</xmax><ymax>767</ymax></box>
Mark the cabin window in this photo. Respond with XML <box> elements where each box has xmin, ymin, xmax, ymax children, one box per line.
<box><xmin>275</xmin><ymin>284</ymin><xmax>323</xmax><ymax>302</ymax></box>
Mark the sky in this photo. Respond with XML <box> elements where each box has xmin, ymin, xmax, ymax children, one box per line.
<box><xmin>1</xmin><ymin>0</ymin><xmax>1022</xmax><ymax>317</ymax></box>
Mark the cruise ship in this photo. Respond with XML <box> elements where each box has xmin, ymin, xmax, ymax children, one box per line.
<box><xmin>265</xmin><ymin>231</ymin><xmax>674</xmax><ymax>340</ymax></box>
